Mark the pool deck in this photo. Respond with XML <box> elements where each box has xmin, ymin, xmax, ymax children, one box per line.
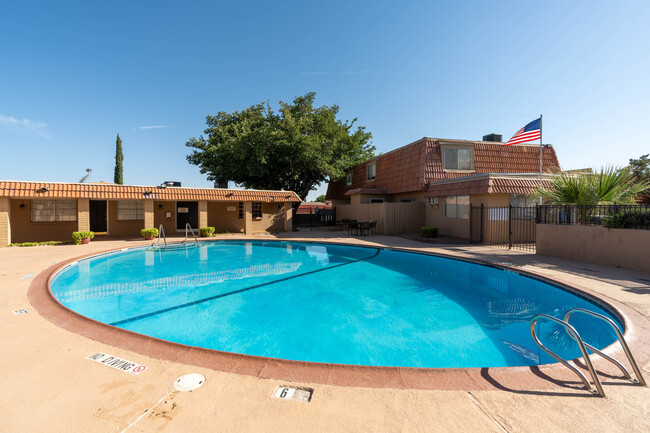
<box><xmin>2</xmin><ymin>232</ymin><xmax>650</xmax><ymax>432</ymax></box>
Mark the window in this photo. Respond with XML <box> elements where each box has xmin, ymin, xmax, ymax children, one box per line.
<box><xmin>510</xmin><ymin>194</ymin><xmax>537</xmax><ymax>220</ymax></box>
<box><xmin>31</xmin><ymin>200</ymin><xmax>77</xmax><ymax>222</ymax></box>
<box><xmin>444</xmin><ymin>195</ymin><xmax>470</xmax><ymax>219</ymax></box>
<box><xmin>367</xmin><ymin>163</ymin><xmax>376</xmax><ymax>181</ymax></box>
<box><xmin>370</xmin><ymin>198</ymin><xmax>384</xmax><ymax>204</ymax></box>
<box><xmin>345</xmin><ymin>171</ymin><xmax>353</xmax><ymax>186</ymax></box>
<box><xmin>117</xmin><ymin>201</ymin><xmax>144</xmax><ymax>220</ymax></box>
<box><xmin>238</xmin><ymin>202</ymin><xmax>243</xmax><ymax>219</ymax></box>
<box><xmin>252</xmin><ymin>202</ymin><xmax>262</xmax><ymax>219</ymax></box>
<box><xmin>400</xmin><ymin>199</ymin><xmax>416</xmax><ymax>203</ymax></box>
<box><xmin>443</xmin><ymin>148</ymin><xmax>473</xmax><ymax>170</ymax></box>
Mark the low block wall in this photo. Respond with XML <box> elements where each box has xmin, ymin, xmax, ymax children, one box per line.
<box><xmin>536</xmin><ymin>224</ymin><xmax>650</xmax><ymax>273</ymax></box>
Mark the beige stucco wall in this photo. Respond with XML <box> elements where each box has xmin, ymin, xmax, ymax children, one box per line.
<box><xmin>391</xmin><ymin>191</ymin><xmax>426</xmax><ymax>203</ymax></box>
<box><xmin>251</xmin><ymin>202</ymin><xmax>285</xmax><ymax>232</ymax></box>
<box><xmin>9</xmin><ymin>199</ymin><xmax>78</xmax><ymax>243</ymax></box>
<box><xmin>153</xmin><ymin>201</ymin><xmax>176</xmax><ymax>236</ymax></box>
<box><xmin>207</xmin><ymin>202</ymin><xmax>244</xmax><ymax>233</ymax></box>
<box><xmin>107</xmin><ymin>201</ymin><xmax>144</xmax><ymax>238</ymax></box>
<box><xmin>536</xmin><ymin>224</ymin><xmax>650</xmax><ymax>273</ymax></box>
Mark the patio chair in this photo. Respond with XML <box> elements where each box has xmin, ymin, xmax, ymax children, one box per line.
<box><xmin>368</xmin><ymin>221</ymin><xmax>377</xmax><ymax>236</ymax></box>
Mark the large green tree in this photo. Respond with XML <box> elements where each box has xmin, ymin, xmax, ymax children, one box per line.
<box><xmin>185</xmin><ymin>93</ymin><xmax>374</xmax><ymax>200</ymax></box>
<box><xmin>114</xmin><ymin>133</ymin><xmax>124</xmax><ymax>184</ymax></box>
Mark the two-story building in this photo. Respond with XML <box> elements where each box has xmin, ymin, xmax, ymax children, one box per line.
<box><xmin>326</xmin><ymin>136</ymin><xmax>560</xmax><ymax>238</ymax></box>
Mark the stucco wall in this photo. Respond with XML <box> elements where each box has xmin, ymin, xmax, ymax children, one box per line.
<box><xmin>207</xmin><ymin>202</ymin><xmax>244</xmax><ymax>233</ymax></box>
<box><xmin>153</xmin><ymin>201</ymin><xmax>176</xmax><ymax>236</ymax></box>
<box><xmin>9</xmin><ymin>199</ymin><xmax>78</xmax><ymax>243</ymax></box>
<box><xmin>536</xmin><ymin>224</ymin><xmax>650</xmax><ymax>273</ymax></box>
<box><xmin>251</xmin><ymin>202</ymin><xmax>285</xmax><ymax>232</ymax></box>
<box><xmin>107</xmin><ymin>201</ymin><xmax>144</xmax><ymax>238</ymax></box>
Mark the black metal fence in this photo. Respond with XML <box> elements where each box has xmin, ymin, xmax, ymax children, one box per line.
<box><xmin>537</xmin><ymin>204</ymin><xmax>650</xmax><ymax>230</ymax></box>
<box><xmin>293</xmin><ymin>208</ymin><xmax>336</xmax><ymax>227</ymax></box>
<box><xmin>470</xmin><ymin>205</ymin><xmax>536</xmax><ymax>252</ymax></box>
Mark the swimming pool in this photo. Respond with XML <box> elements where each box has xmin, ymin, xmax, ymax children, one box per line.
<box><xmin>50</xmin><ymin>241</ymin><xmax>621</xmax><ymax>368</ymax></box>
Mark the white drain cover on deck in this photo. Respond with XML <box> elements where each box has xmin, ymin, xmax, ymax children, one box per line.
<box><xmin>174</xmin><ymin>373</ymin><xmax>205</xmax><ymax>391</ymax></box>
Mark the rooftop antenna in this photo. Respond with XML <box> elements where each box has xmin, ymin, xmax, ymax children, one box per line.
<box><xmin>79</xmin><ymin>168</ymin><xmax>92</xmax><ymax>183</ymax></box>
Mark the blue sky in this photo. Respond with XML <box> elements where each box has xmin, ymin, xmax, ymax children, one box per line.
<box><xmin>1</xmin><ymin>1</ymin><xmax>649</xmax><ymax>200</ymax></box>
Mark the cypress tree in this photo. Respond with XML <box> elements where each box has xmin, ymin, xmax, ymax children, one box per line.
<box><xmin>114</xmin><ymin>133</ymin><xmax>124</xmax><ymax>184</ymax></box>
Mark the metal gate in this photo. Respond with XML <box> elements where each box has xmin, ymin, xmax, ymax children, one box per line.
<box><xmin>470</xmin><ymin>204</ymin><xmax>536</xmax><ymax>251</ymax></box>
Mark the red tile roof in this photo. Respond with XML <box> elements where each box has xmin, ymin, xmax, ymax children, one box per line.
<box><xmin>0</xmin><ymin>181</ymin><xmax>301</xmax><ymax>202</ymax></box>
<box><xmin>426</xmin><ymin>176</ymin><xmax>553</xmax><ymax>197</ymax></box>
<box><xmin>344</xmin><ymin>188</ymin><xmax>387</xmax><ymax>196</ymax></box>
<box><xmin>326</xmin><ymin>138</ymin><xmax>560</xmax><ymax>200</ymax></box>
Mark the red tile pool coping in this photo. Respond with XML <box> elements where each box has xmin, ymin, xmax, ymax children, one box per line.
<box><xmin>28</xmin><ymin>240</ymin><xmax>650</xmax><ymax>392</ymax></box>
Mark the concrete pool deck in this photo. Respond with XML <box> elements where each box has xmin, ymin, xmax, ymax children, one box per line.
<box><xmin>1</xmin><ymin>232</ymin><xmax>650</xmax><ymax>432</ymax></box>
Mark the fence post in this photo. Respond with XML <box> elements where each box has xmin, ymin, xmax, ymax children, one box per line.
<box><xmin>508</xmin><ymin>204</ymin><xmax>512</xmax><ymax>249</ymax></box>
<box><xmin>479</xmin><ymin>203</ymin><xmax>483</xmax><ymax>244</ymax></box>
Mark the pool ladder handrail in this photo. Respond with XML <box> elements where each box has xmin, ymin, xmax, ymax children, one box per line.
<box><xmin>564</xmin><ymin>308</ymin><xmax>646</xmax><ymax>387</ymax></box>
<box><xmin>530</xmin><ymin>314</ymin><xmax>606</xmax><ymax>397</ymax></box>
<box><xmin>153</xmin><ymin>224</ymin><xmax>167</xmax><ymax>249</ymax></box>
<box><xmin>182</xmin><ymin>223</ymin><xmax>199</xmax><ymax>247</ymax></box>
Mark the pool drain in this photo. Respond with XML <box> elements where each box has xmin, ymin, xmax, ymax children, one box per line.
<box><xmin>174</xmin><ymin>373</ymin><xmax>205</xmax><ymax>391</ymax></box>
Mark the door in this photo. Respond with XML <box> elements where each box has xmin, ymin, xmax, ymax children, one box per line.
<box><xmin>89</xmin><ymin>200</ymin><xmax>107</xmax><ymax>233</ymax></box>
<box><xmin>176</xmin><ymin>201</ymin><xmax>198</xmax><ymax>230</ymax></box>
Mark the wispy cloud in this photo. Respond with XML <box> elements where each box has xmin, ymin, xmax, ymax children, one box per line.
<box><xmin>299</xmin><ymin>70</ymin><xmax>387</xmax><ymax>76</ymax></box>
<box><xmin>138</xmin><ymin>125</ymin><xmax>171</xmax><ymax>130</ymax></box>
<box><xmin>0</xmin><ymin>114</ymin><xmax>50</xmax><ymax>138</ymax></box>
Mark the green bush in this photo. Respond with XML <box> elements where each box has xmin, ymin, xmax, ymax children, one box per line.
<box><xmin>10</xmin><ymin>241</ymin><xmax>67</xmax><ymax>247</ymax></box>
<box><xmin>72</xmin><ymin>231</ymin><xmax>94</xmax><ymax>245</ymax></box>
<box><xmin>420</xmin><ymin>226</ymin><xmax>439</xmax><ymax>238</ymax></box>
<box><xmin>199</xmin><ymin>227</ymin><xmax>215</xmax><ymax>237</ymax></box>
<box><xmin>141</xmin><ymin>228</ymin><xmax>159</xmax><ymax>238</ymax></box>
<box><xmin>602</xmin><ymin>210</ymin><xmax>648</xmax><ymax>229</ymax></box>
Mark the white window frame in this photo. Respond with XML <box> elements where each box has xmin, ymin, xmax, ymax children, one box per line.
<box><xmin>510</xmin><ymin>194</ymin><xmax>537</xmax><ymax>220</ymax></box>
<box><xmin>443</xmin><ymin>147</ymin><xmax>474</xmax><ymax>171</ymax></box>
<box><xmin>345</xmin><ymin>171</ymin><xmax>353</xmax><ymax>186</ymax></box>
<box><xmin>444</xmin><ymin>195</ymin><xmax>470</xmax><ymax>219</ymax></box>
<box><xmin>30</xmin><ymin>199</ymin><xmax>77</xmax><ymax>222</ymax></box>
<box><xmin>367</xmin><ymin>163</ymin><xmax>376</xmax><ymax>181</ymax></box>
<box><xmin>117</xmin><ymin>201</ymin><xmax>144</xmax><ymax>221</ymax></box>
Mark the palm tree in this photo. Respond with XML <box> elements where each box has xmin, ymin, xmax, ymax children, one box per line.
<box><xmin>537</xmin><ymin>167</ymin><xmax>649</xmax><ymax>205</ymax></box>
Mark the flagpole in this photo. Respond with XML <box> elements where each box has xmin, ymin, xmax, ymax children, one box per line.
<box><xmin>539</xmin><ymin>114</ymin><xmax>543</xmax><ymax>205</ymax></box>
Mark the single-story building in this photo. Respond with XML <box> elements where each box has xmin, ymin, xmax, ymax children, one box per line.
<box><xmin>0</xmin><ymin>181</ymin><xmax>300</xmax><ymax>246</ymax></box>
<box><xmin>326</xmin><ymin>136</ymin><xmax>560</xmax><ymax>237</ymax></box>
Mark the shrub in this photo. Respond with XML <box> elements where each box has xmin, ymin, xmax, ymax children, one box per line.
<box><xmin>72</xmin><ymin>231</ymin><xmax>94</xmax><ymax>245</ymax></box>
<box><xmin>420</xmin><ymin>226</ymin><xmax>439</xmax><ymax>238</ymax></box>
<box><xmin>141</xmin><ymin>228</ymin><xmax>159</xmax><ymax>238</ymax></box>
<box><xmin>10</xmin><ymin>241</ymin><xmax>67</xmax><ymax>247</ymax></box>
<box><xmin>199</xmin><ymin>227</ymin><xmax>215</xmax><ymax>237</ymax></box>
<box><xmin>602</xmin><ymin>210</ymin><xmax>648</xmax><ymax>229</ymax></box>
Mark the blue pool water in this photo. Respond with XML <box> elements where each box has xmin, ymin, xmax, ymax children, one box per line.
<box><xmin>50</xmin><ymin>241</ymin><xmax>622</xmax><ymax>368</ymax></box>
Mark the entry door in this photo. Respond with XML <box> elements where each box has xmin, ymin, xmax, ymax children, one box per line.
<box><xmin>176</xmin><ymin>201</ymin><xmax>198</xmax><ymax>230</ymax></box>
<box><xmin>89</xmin><ymin>200</ymin><xmax>107</xmax><ymax>232</ymax></box>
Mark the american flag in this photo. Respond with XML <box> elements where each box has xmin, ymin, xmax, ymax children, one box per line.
<box><xmin>505</xmin><ymin>117</ymin><xmax>541</xmax><ymax>146</ymax></box>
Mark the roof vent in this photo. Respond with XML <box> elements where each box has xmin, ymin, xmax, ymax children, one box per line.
<box><xmin>162</xmin><ymin>181</ymin><xmax>181</xmax><ymax>187</ymax></box>
<box><xmin>482</xmin><ymin>133</ymin><xmax>502</xmax><ymax>142</ymax></box>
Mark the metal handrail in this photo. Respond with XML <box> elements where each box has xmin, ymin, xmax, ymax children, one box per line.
<box><xmin>183</xmin><ymin>223</ymin><xmax>199</xmax><ymax>246</ymax></box>
<box><xmin>153</xmin><ymin>224</ymin><xmax>167</xmax><ymax>249</ymax></box>
<box><xmin>530</xmin><ymin>314</ymin><xmax>605</xmax><ymax>397</ymax></box>
<box><xmin>564</xmin><ymin>308</ymin><xmax>646</xmax><ymax>386</ymax></box>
